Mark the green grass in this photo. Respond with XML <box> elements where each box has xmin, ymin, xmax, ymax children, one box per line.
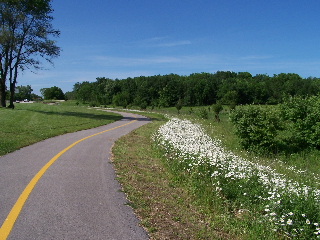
<box><xmin>112</xmin><ymin>105</ymin><xmax>320</xmax><ymax>239</ymax></box>
<box><xmin>0</xmin><ymin>102</ymin><xmax>122</xmax><ymax>156</ymax></box>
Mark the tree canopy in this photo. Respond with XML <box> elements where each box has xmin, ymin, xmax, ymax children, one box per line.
<box><xmin>40</xmin><ymin>86</ymin><xmax>64</xmax><ymax>100</ymax></box>
<box><xmin>0</xmin><ymin>0</ymin><xmax>60</xmax><ymax>107</ymax></box>
<box><xmin>70</xmin><ymin>72</ymin><xmax>320</xmax><ymax>108</ymax></box>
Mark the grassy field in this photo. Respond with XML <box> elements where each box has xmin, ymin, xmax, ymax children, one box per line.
<box><xmin>112</xmin><ymin>105</ymin><xmax>320</xmax><ymax>239</ymax></box>
<box><xmin>0</xmin><ymin>102</ymin><xmax>122</xmax><ymax>156</ymax></box>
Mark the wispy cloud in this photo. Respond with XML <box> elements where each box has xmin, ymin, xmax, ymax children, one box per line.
<box><xmin>239</xmin><ymin>55</ymin><xmax>274</xmax><ymax>60</ymax></box>
<box><xmin>138</xmin><ymin>37</ymin><xmax>192</xmax><ymax>48</ymax></box>
<box><xmin>92</xmin><ymin>55</ymin><xmax>183</xmax><ymax>66</ymax></box>
<box><xmin>155</xmin><ymin>40</ymin><xmax>192</xmax><ymax>47</ymax></box>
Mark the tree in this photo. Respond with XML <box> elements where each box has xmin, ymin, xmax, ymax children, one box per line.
<box><xmin>74</xmin><ymin>81</ymin><xmax>95</xmax><ymax>103</ymax></box>
<box><xmin>0</xmin><ymin>0</ymin><xmax>60</xmax><ymax>108</ymax></box>
<box><xmin>15</xmin><ymin>84</ymin><xmax>32</xmax><ymax>100</ymax></box>
<box><xmin>40</xmin><ymin>86</ymin><xmax>64</xmax><ymax>100</ymax></box>
<box><xmin>212</xmin><ymin>102</ymin><xmax>223</xmax><ymax>122</ymax></box>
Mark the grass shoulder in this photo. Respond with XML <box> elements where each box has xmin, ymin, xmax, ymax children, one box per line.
<box><xmin>0</xmin><ymin>102</ymin><xmax>122</xmax><ymax>156</ymax></box>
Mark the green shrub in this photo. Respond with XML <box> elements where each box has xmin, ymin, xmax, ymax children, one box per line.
<box><xmin>230</xmin><ymin>95</ymin><xmax>320</xmax><ymax>155</ymax></box>
<box><xmin>280</xmin><ymin>95</ymin><xmax>320</xmax><ymax>150</ymax></box>
<box><xmin>230</xmin><ymin>106</ymin><xmax>282</xmax><ymax>154</ymax></box>
<box><xmin>198</xmin><ymin>108</ymin><xmax>208</xmax><ymax>119</ymax></box>
<box><xmin>175</xmin><ymin>99</ymin><xmax>183</xmax><ymax>114</ymax></box>
<box><xmin>212</xmin><ymin>102</ymin><xmax>223</xmax><ymax>122</ymax></box>
<box><xmin>89</xmin><ymin>102</ymin><xmax>98</xmax><ymax>107</ymax></box>
<box><xmin>140</xmin><ymin>102</ymin><xmax>148</xmax><ymax>110</ymax></box>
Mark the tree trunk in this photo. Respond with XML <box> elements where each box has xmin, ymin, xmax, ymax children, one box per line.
<box><xmin>8</xmin><ymin>65</ymin><xmax>18</xmax><ymax>109</ymax></box>
<box><xmin>0</xmin><ymin>79</ymin><xmax>6</xmax><ymax>107</ymax></box>
<box><xmin>8</xmin><ymin>82</ymin><xmax>15</xmax><ymax>109</ymax></box>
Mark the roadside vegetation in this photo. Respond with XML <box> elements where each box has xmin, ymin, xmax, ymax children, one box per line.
<box><xmin>112</xmin><ymin>100</ymin><xmax>320</xmax><ymax>239</ymax></box>
<box><xmin>0</xmin><ymin>102</ymin><xmax>121</xmax><ymax>156</ymax></box>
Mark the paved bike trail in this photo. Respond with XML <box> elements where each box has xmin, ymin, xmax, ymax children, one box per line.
<box><xmin>0</xmin><ymin>111</ymin><xmax>150</xmax><ymax>240</ymax></box>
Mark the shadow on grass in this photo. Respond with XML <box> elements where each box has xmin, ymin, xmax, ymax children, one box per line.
<box><xmin>27</xmin><ymin>109</ymin><xmax>157</xmax><ymax>123</ymax></box>
<box><xmin>28</xmin><ymin>109</ymin><xmax>123</xmax><ymax>121</ymax></box>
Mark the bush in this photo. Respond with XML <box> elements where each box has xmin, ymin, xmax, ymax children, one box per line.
<box><xmin>175</xmin><ymin>99</ymin><xmax>183</xmax><ymax>114</ymax></box>
<box><xmin>198</xmin><ymin>108</ymin><xmax>208</xmax><ymax>119</ymax></box>
<box><xmin>230</xmin><ymin>106</ymin><xmax>282</xmax><ymax>154</ymax></box>
<box><xmin>230</xmin><ymin>95</ymin><xmax>320</xmax><ymax>154</ymax></box>
<box><xmin>280</xmin><ymin>95</ymin><xmax>320</xmax><ymax>150</ymax></box>
<box><xmin>212</xmin><ymin>102</ymin><xmax>223</xmax><ymax>122</ymax></box>
<box><xmin>140</xmin><ymin>102</ymin><xmax>148</xmax><ymax>110</ymax></box>
<box><xmin>89</xmin><ymin>102</ymin><xmax>98</xmax><ymax>107</ymax></box>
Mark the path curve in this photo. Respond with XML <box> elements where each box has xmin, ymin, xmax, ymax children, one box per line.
<box><xmin>0</xmin><ymin>110</ymin><xmax>150</xmax><ymax>240</ymax></box>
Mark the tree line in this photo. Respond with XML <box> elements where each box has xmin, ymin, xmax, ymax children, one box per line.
<box><xmin>68</xmin><ymin>72</ymin><xmax>320</xmax><ymax>108</ymax></box>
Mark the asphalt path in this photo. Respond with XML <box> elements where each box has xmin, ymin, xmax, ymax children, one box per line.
<box><xmin>0</xmin><ymin>110</ymin><xmax>150</xmax><ymax>240</ymax></box>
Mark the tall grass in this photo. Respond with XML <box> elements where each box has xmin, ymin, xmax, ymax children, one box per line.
<box><xmin>0</xmin><ymin>102</ymin><xmax>122</xmax><ymax>156</ymax></box>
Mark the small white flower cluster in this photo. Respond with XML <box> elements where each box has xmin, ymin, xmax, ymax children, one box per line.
<box><xmin>154</xmin><ymin>117</ymin><xmax>320</xmax><ymax>238</ymax></box>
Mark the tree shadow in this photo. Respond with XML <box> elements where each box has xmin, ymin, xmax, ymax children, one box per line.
<box><xmin>27</xmin><ymin>109</ymin><xmax>154</xmax><ymax>123</ymax></box>
<box><xmin>121</xmin><ymin>116</ymin><xmax>151</xmax><ymax>122</ymax></box>
<box><xmin>28</xmin><ymin>109</ymin><xmax>123</xmax><ymax>121</ymax></box>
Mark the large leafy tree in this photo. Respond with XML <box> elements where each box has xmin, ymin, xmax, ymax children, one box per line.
<box><xmin>0</xmin><ymin>0</ymin><xmax>60</xmax><ymax>108</ymax></box>
<box><xmin>40</xmin><ymin>86</ymin><xmax>64</xmax><ymax>100</ymax></box>
<box><xmin>15</xmin><ymin>84</ymin><xmax>32</xmax><ymax>100</ymax></box>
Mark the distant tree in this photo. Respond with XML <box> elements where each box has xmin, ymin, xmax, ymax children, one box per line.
<box><xmin>40</xmin><ymin>86</ymin><xmax>64</xmax><ymax>100</ymax></box>
<box><xmin>30</xmin><ymin>93</ymin><xmax>41</xmax><ymax>101</ymax></box>
<box><xmin>64</xmin><ymin>91</ymin><xmax>75</xmax><ymax>100</ymax></box>
<box><xmin>175</xmin><ymin>99</ymin><xmax>183</xmax><ymax>114</ymax></box>
<box><xmin>74</xmin><ymin>81</ymin><xmax>95</xmax><ymax>103</ymax></box>
<box><xmin>0</xmin><ymin>0</ymin><xmax>60</xmax><ymax>108</ymax></box>
<box><xmin>112</xmin><ymin>91</ymin><xmax>130</xmax><ymax>108</ymax></box>
<box><xmin>212</xmin><ymin>102</ymin><xmax>223</xmax><ymax>122</ymax></box>
<box><xmin>15</xmin><ymin>85</ymin><xmax>33</xmax><ymax>100</ymax></box>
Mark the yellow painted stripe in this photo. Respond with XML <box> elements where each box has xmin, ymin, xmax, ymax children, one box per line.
<box><xmin>0</xmin><ymin>120</ymin><xmax>137</xmax><ymax>240</ymax></box>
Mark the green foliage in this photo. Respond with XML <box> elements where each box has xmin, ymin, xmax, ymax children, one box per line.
<box><xmin>69</xmin><ymin>72</ymin><xmax>320</xmax><ymax>110</ymax></box>
<box><xmin>15</xmin><ymin>85</ymin><xmax>33</xmax><ymax>101</ymax></box>
<box><xmin>89</xmin><ymin>102</ymin><xmax>99</xmax><ymax>107</ymax></box>
<box><xmin>112</xmin><ymin>91</ymin><xmax>130</xmax><ymax>108</ymax></box>
<box><xmin>212</xmin><ymin>102</ymin><xmax>223</xmax><ymax>122</ymax></box>
<box><xmin>198</xmin><ymin>107</ymin><xmax>208</xmax><ymax>119</ymax></box>
<box><xmin>175</xmin><ymin>99</ymin><xmax>183</xmax><ymax>114</ymax></box>
<box><xmin>40</xmin><ymin>86</ymin><xmax>65</xmax><ymax>100</ymax></box>
<box><xmin>230</xmin><ymin>95</ymin><xmax>320</xmax><ymax>154</ymax></box>
<box><xmin>280</xmin><ymin>95</ymin><xmax>320</xmax><ymax>151</ymax></box>
<box><xmin>0</xmin><ymin>0</ymin><xmax>60</xmax><ymax>107</ymax></box>
<box><xmin>230</xmin><ymin>106</ymin><xmax>282</xmax><ymax>154</ymax></box>
<box><xmin>139</xmin><ymin>101</ymin><xmax>148</xmax><ymax>110</ymax></box>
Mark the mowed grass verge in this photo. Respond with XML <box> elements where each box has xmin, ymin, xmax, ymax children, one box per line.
<box><xmin>0</xmin><ymin>102</ymin><xmax>122</xmax><ymax>156</ymax></box>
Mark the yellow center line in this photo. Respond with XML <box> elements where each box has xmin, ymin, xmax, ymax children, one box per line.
<box><xmin>0</xmin><ymin>120</ymin><xmax>137</xmax><ymax>240</ymax></box>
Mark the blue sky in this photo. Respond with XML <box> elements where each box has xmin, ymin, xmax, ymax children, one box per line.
<box><xmin>19</xmin><ymin>0</ymin><xmax>320</xmax><ymax>95</ymax></box>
